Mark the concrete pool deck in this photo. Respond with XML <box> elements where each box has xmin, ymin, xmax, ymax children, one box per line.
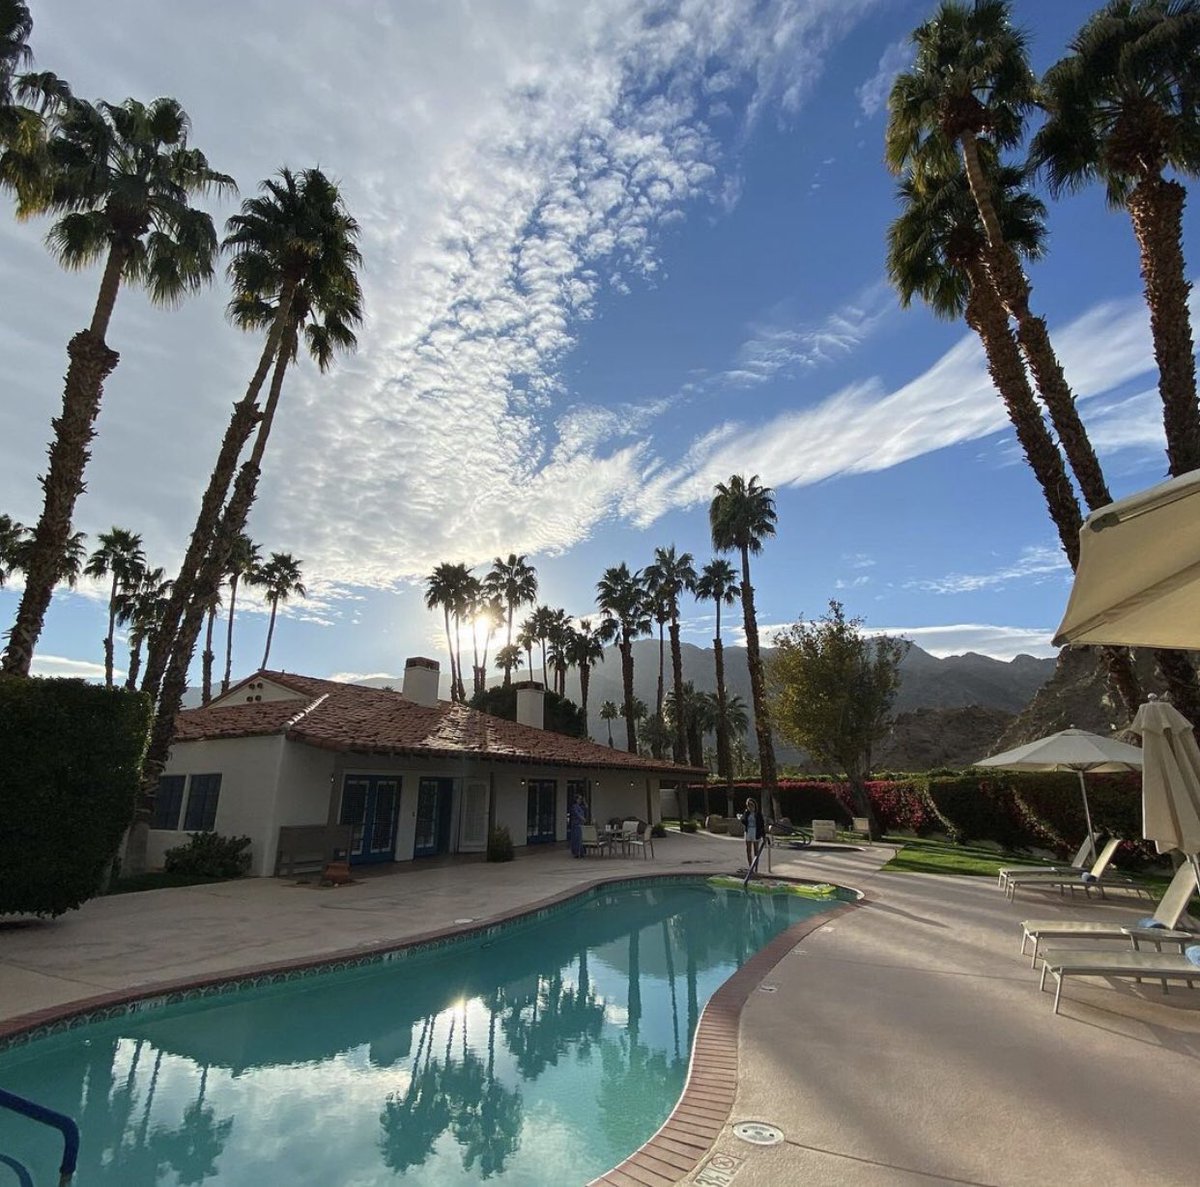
<box><xmin>2</xmin><ymin>831</ymin><xmax>1198</xmax><ymax>1186</ymax></box>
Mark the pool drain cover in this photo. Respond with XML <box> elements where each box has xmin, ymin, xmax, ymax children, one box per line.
<box><xmin>733</xmin><ymin>1121</ymin><xmax>784</xmax><ymax>1146</ymax></box>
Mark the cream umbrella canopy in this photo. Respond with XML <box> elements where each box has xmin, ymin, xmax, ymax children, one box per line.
<box><xmin>1053</xmin><ymin>469</ymin><xmax>1200</xmax><ymax>649</ymax></box>
<box><xmin>974</xmin><ymin>729</ymin><xmax>1145</xmax><ymax>864</ymax></box>
<box><xmin>1129</xmin><ymin>698</ymin><xmax>1200</xmax><ymax>893</ymax></box>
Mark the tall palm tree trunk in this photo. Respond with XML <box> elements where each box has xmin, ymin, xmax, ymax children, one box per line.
<box><xmin>140</xmin><ymin>285</ymin><xmax>296</xmax><ymax>702</ymax></box>
<box><xmin>964</xmin><ymin>262</ymin><xmax>1142</xmax><ymax>718</ymax></box>
<box><xmin>503</xmin><ymin>606</ymin><xmax>515</xmax><ymax>686</ymax></box>
<box><xmin>621</xmin><ymin>640</ymin><xmax>637</xmax><ymax>753</ymax></box>
<box><xmin>580</xmin><ymin>664</ymin><xmax>591</xmax><ymax>728</ymax></box>
<box><xmin>959</xmin><ymin>135</ymin><xmax>1112</xmax><ymax>511</ymax></box>
<box><xmin>2</xmin><ymin>246</ymin><xmax>125</xmax><ymax>676</ymax></box>
<box><xmin>105</xmin><ymin>573</ymin><xmax>119</xmax><ymax>688</ymax></box>
<box><xmin>739</xmin><ymin>545</ymin><xmax>777</xmax><ymax>807</ymax></box>
<box><xmin>669</xmin><ymin>618</ymin><xmax>686</xmax><ymax>763</ymax></box>
<box><xmin>1126</xmin><ymin>177</ymin><xmax>1200</xmax><ymax>476</ymax></box>
<box><xmin>125</xmin><ymin>638</ymin><xmax>143</xmax><ymax>691</ymax></box>
<box><xmin>713</xmin><ymin>633</ymin><xmax>733</xmax><ymax>806</ymax></box>
<box><xmin>201</xmin><ymin>605</ymin><xmax>216</xmax><ymax>704</ymax></box>
<box><xmin>222</xmin><ymin>573</ymin><xmax>241</xmax><ymax>695</ymax></box>
<box><xmin>261</xmin><ymin>599</ymin><xmax>279</xmax><ymax>668</ymax></box>
<box><xmin>656</xmin><ymin>623</ymin><xmax>666</xmax><ymax>719</ymax></box>
<box><xmin>454</xmin><ymin>616</ymin><xmax>465</xmax><ymax>702</ymax></box>
<box><xmin>443</xmin><ymin>608</ymin><xmax>458</xmax><ymax>701</ymax></box>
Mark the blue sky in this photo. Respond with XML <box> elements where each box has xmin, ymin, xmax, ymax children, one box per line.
<box><xmin>0</xmin><ymin>0</ymin><xmax>1193</xmax><ymax>687</ymax></box>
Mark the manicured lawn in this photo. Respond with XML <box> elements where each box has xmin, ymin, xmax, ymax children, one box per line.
<box><xmin>106</xmin><ymin>871</ymin><xmax>230</xmax><ymax>895</ymax></box>
<box><xmin>882</xmin><ymin>835</ymin><xmax>1034</xmax><ymax>877</ymax></box>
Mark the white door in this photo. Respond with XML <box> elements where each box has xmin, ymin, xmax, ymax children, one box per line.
<box><xmin>458</xmin><ymin>779</ymin><xmax>489</xmax><ymax>852</ymax></box>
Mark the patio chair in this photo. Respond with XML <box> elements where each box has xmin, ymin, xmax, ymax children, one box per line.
<box><xmin>1037</xmin><ymin>944</ymin><xmax>1200</xmax><ymax>1014</ymax></box>
<box><xmin>1019</xmin><ymin>861</ymin><xmax>1198</xmax><ymax>965</ymax></box>
<box><xmin>581</xmin><ymin>823</ymin><xmax>610</xmax><ymax>858</ymax></box>
<box><xmin>624</xmin><ymin>819</ymin><xmax>654</xmax><ymax>859</ymax></box>
<box><xmin>997</xmin><ymin>832</ymin><xmax>1103</xmax><ymax>890</ymax></box>
<box><xmin>1003</xmin><ymin>838</ymin><xmax>1146</xmax><ymax>901</ymax></box>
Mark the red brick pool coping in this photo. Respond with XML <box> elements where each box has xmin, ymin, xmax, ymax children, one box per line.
<box><xmin>0</xmin><ymin>872</ymin><xmax>860</xmax><ymax>1186</ymax></box>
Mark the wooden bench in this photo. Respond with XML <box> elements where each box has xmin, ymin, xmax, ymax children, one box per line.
<box><xmin>275</xmin><ymin>824</ymin><xmax>353</xmax><ymax>877</ymax></box>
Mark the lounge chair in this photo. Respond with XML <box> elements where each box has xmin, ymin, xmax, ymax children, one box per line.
<box><xmin>1038</xmin><ymin>945</ymin><xmax>1200</xmax><ymax>1014</ymax></box>
<box><xmin>1019</xmin><ymin>861</ymin><xmax>1198</xmax><ymax>965</ymax></box>
<box><xmin>1003</xmin><ymin>838</ymin><xmax>1147</xmax><ymax>902</ymax></box>
<box><xmin>997</xmin><ymin>832</ymin><xmax>1102</xmax><ymax>890</ymax></box>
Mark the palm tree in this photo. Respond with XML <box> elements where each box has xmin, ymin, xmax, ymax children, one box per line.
<box><xmin>150</xmin><ymin>168</ymin><xmax>362</xmax><ymax>720</ymax></box>
<box><xmin>567</xmin><ymin>617</ymin><xmax>605</xmax><ymax>732</ymax></box>
<box><xmin>645</xmin><ymin>545</ymin><xmax>697</xmax><ymax>764</ymax></box>
<box><xmin>516</xmin><ymin>618</ymin><xmax>537</xmax><ymax>682</ymax></box>
<box><xmin>694</xmin><ymin>558</ymin><xmax>741</xmax><ymax>795</ymax></box>
<box><xmin>83</xmin><ymin>527</ymin><xmax>145</xmax><ymax>688</ymax></box>
<box><xmin>484</xmin><ymin>554</ymin><xmax>538</xmax><ymax>686</ymax></box>
<box><xmin>596</xmin><ymin>564</ymin><xmax>651</xmax><ymax>754</ymax></box>
<box><xmin>2</xmin><ymin>96</ymin><xmax>233</xmax><ymax>677</ymax></box>
<box><xmin>426</xmin><ymin>562</ymin><xmax>469</xmax><ymax>703</ymax></box>
<box><xmin>199</xmin><ymin>588</ymin><xmax>221</xmax><ymax>705</ymax></box>
<box><xmin>638</xmin><ymin>714</ymin><xmax>674</xmax><ymax>761</ymax></box>
<box><xmin>117</xmin><ymin>566</ymin><xmax>170</xmax><ymax>691</ymax></box>
<box><xmin>458</xmin><ymin>571</ymin><xmax>484</xmax><ymax>700</ymax></box>
<box><xmin>599</xmin><ymin>699</ymin><xmax>620</xmax><ymax>747</ymax></box>
<box><xmin>221</xmin><ymin>533</ymin><xmax>259</xmax><ymax>695</ymax></box>
<box><xmin>710</xmin><ymin>474</ymin><xmax>778</xmax><ymax>810</ymax></box>
<box><xmin>8</xmin><ymin>526</ymin><xmax>85</xmax><ymax>589</ymax></box>
<box><xmin>249</xmin><ymin>552</ymin><xmax>305</xmax><ymax>669</ymax></box>
<box><xmin>472</xmin><ymin>592</ymin><xmax>502</xmax><ymax>697</ymax></box>
<box><xmin>494</xmin><ymin>644</ymin><xmax>524</xmax><ymax>679</ymax></box>
<box><xmin>142</xmin><ymin>167</ymin><xmax>359</xmax><ymax>704</ymax></box>
<box><xmin>545</xmin><ymin>608</ymin><xmax>572</xmax><ymax>696</ymax></box>
<box><xmin>886</xmin><ymin>0</ymin><xmax>1113</xmax><ymax>515</ymax></box>
<box><xmin>527</xmin><ymin>604</ymin><xmax>557</xmax><ymax>689</ymax></box>
<box><xmin>1032</xmin><ymin>0</ymin><xmax>1200</xmax><ymax>477</ymax></box>
<box><xmin>0</xmin><ymin>512</ymin><xmax>26</xmax><ymax>586</ymax></box>
<box><xmin>887</xmin><ymin>160</ymin><xmax>1142</xmax><ymax>717</ymax></box>
<box><xmin>0</xmin><ymin>2</ymin><xmax>70</xmax><ymax>206</ymax></box>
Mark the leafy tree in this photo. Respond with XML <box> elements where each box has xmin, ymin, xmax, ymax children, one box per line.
<box><xmin>596</xmin><ymin>563</ymin><xmax>651</xmax><ymax>753</ymax></box>
<box><xmin>710</xmin><ymin>474</ymin><xmax>778</xmax><ymax>809</ymax></box>
<box><xmin>84</xmin><ymin>526</ymin><xmax>145</xmax><ymax>688</ymax></box>
<box><xmin>694</xmin><ymin>558</ymin><xmax>740</xmax><ymax>799</ymax></box>
<box><xmin>1032</xmin><ymin>0</ymin><xmax>1200</xmax><ymax>476</ymax></box>
<box><xmin>645</xmin><ymin>545</ymin><xmax>696</xmax><ymax>764</ymax></box>
<box><xmin>599</xmin><ymin>699</ymin><xmax>620</xmax><ymax>747</ymax></box>
<box><xmin>886</xmin><ymin>0</ymin><xmax>1113</xmax><ymax>516</ymax></box>
<box><xmin>249</xmin><ymin>552</ymin><xmax>305</xmax><ymax>668</ymax></box>
<box><xmin>484</xmin><ymin>553</ymin><xmax>538</xmax><ymax>685</ymax></box>
<box><xmin>221</xmin><ymin>533</ymin><xmax>259</xmax><ymax>695</ymax></box>
<box><xmin>2</xmin><ymin>96</ymin><xmax>233</xmax><ymax>676</ymax></box>
<box><xmin>469</xmin><ymin>684</ymin><xmax>586</xmax><ymax>738</ymax></box>
<box><xmin>768</xmin><ymin>601</ymin><xmax>908</xmax><ymax>839</ymax></box>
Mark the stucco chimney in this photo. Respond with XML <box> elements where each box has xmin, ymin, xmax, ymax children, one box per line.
<box><xmin>403</xmin><ymin>657</ymin><xmax>440</xmax><ymax>707</ymax></box>
<box><xmin>515</xmin><ymin>680</ymin><xmax>544</xmax><ymax>729</ymax></box>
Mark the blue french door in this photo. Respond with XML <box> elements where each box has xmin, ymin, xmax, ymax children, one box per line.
<box><xmin>415</xmin><ymin>777</ymin><xmax>455</xmax><ymax>858</ymax></box>
<box><xmin>339</xmin><ymin>775</ymin><xmax>400</xmax><ymax>865</ymax></box>
<box><xmin>526</xmin><ymin>779</ymin><xmax>558</xmax><ymax>844</ymax></box>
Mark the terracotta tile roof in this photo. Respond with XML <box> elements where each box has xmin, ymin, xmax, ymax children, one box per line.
<box><xmin>175</xmin><ymin>670</ymin><xmax>706</xmax><ymax>777</ymax></box>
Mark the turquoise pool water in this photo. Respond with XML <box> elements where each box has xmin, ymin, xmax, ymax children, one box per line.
<box><xmin>0</xmin><ymin>879</ymin><xmax>838</xmax><ymax>1186</ymax></box>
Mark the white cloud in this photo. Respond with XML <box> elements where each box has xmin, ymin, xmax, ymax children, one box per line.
<box><xmin>855</xmin><ymin>39</ymin><xmax>912</xmax><ymax>118</ymax></box>
<box><xmin>29</xmin><ymin>654</ymin><xmax>115</xmax><ymax>680</ymax></box>
<box><xmin>865</xmin><ymin>623</ymin><xmax>1057</xmax><ymax>660</ymax></box>
<box><xmin>906</xmin><ymin>545</ymin><xmax>1070</xmax><ymax>595</ymax></box>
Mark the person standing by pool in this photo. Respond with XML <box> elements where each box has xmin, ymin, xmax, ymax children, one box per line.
<box><xmin>740</xmin><ymin>797</ymin><xmax>766</xmax><ymax>871</ymax></box>
<box><xmin>569</xmin><ymin>794</ymin><xmax>587</xmax><ymax>857</ymax></box>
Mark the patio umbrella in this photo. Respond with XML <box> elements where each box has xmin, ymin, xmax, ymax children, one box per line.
<box><xmin>1129</xmin><ymin>698</ymin><xmax>1200</xmax><ymax>889</ymax></box>
<box><xmin>973</xmin><ymin>729</ymin><xmax>1145</xmax><ymax>864</ymax></box>
<box><xmin>1053</xmin><ymin>468</ymin><xmax>1200</xmax><ymax>649</ymax></box>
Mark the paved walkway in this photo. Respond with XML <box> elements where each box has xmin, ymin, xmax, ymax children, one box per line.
<box><xmin>2</xmin><ymin>832</ymin><xmax>1198</xmax><ymax>1186</ymax></box>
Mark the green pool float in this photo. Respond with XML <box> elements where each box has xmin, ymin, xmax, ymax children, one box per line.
<box><xmin>707</xmin><ymin>875</ymin><xmax>838</xmax><ymax>897</ymax></box>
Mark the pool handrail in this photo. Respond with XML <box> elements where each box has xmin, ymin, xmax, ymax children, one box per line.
<box><xmin>0</xmin><ymin>1087</ymin><xmax>79</xmax><ymax>1184</ymax></box>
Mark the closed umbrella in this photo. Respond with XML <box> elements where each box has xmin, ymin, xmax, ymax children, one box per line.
<box><xmin>974</xmin><ymin>729</ymin><xmax>1145</xmax><ymax>864</ymax></box>
<box><xmin>1129</xmin><ymin>698</ymin><xmax>1200</xmax><ymax>890</ymax></box>
<box><xmin>1053</xmin><ymin>469</ymin><xmax>1200</xmax><ymax>649</ymax></box>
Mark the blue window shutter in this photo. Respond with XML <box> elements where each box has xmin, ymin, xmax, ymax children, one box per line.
<box><xmin>183</xmin><ymin>773</ymin><xmax>223</xmax><ymax>831</ymax></box>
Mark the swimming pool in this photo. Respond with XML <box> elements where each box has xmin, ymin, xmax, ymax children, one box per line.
<box><xmin>0</xmin><ymin>878</ymin><xmax>843</xmax><ymax>1185</ymax></box>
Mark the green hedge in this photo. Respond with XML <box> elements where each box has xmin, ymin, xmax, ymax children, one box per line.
<box><xmin>0</xmin><ymin>677</ymin><xmax>151</xmax><ymax>917</ymax></box>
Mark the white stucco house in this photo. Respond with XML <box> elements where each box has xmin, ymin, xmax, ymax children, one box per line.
<box><xmin>147</xmin><ymin>658</ymin><xmax>704</xmax><ymax>877</ymax></box>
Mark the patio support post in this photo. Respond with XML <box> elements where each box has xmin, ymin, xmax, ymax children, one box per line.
<box><xmin>1076</xmin><ymin>770</ymin><xmax>1097</xmax><ymax>865</ymax></box>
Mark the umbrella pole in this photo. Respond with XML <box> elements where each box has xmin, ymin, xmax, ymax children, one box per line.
<box><xmin>1077</xmin><ymin>769</ymin><xmax>1098</xmax><ymax>865</ymax></box>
